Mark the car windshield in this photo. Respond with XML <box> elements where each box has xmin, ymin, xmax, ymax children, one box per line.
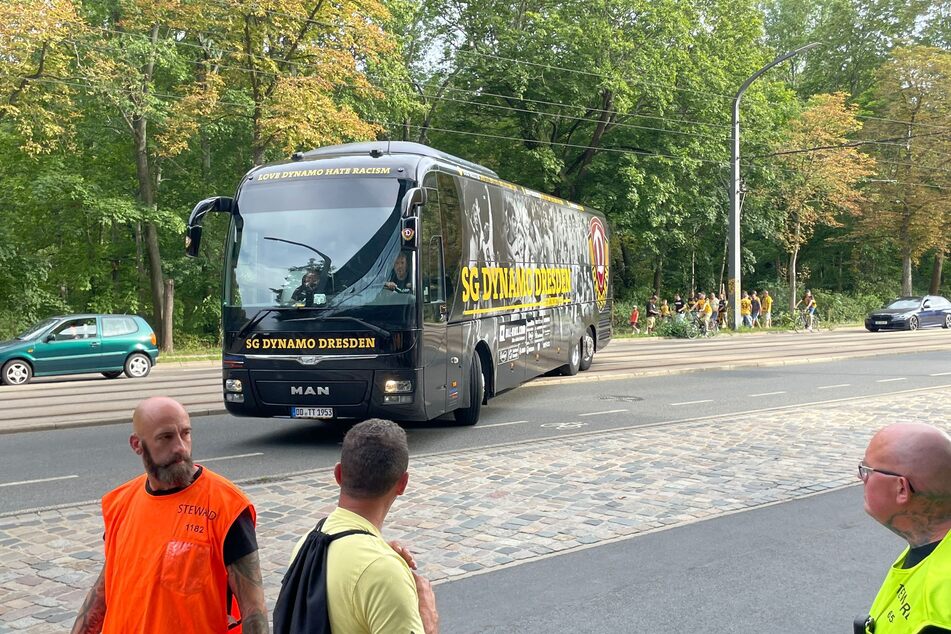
<box><xmin>16</xmin><ymin>318</ymin><xmax>59</xmax><ymax>340</ymax></box>
<box><xmin>884</xmin><ymin>299</ymin><xmax>921</xmax><ymax>310</ymax></box>
<box><xmin>224</xmin><ymin>176</ymin><xmax>416</xmax><ymax>331</ymax></box>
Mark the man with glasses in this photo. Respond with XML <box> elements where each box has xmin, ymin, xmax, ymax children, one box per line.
<box><xmin>855</xmin><ymin>422</ymin><xmax>951</xmax><ymax>634</ymax></box>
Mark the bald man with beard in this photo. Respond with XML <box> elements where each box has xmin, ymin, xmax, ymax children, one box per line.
<box><xmin>856</xmin><ymin>423</ymin><xmax>951</xmax><ymax>634</ymax></box>
<box><xmin>72</xmin><ymin>397</ymin><xmax>268</xmax><ymax>634</ymax></box>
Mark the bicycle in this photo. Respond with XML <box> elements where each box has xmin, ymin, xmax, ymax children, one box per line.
<box><xmin>793</xmin><ymin>309</ymin><xmax>821</xmax><ymax>332</ymax></box>
<box><xmin>686</xmin><ymin>313</ymin><xmax>717</xmax><ymax>339</ymax></box>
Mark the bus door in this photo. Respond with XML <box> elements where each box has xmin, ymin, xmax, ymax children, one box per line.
<box><xmin>419</xmin><ymin>178</ymin><xmax>448</xmax><ymax>418</ymax></box>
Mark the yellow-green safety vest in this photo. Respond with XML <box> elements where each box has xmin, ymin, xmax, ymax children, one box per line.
<box><xmin>866</xmin><ymin>532</ymin><xmax>951</xmax><ymax>633</ymax></box>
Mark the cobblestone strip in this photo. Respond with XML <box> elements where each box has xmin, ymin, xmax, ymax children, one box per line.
<box><xmin>2</xmin><ymin>387</ymin><xmax>950</xmax><ymax>631</ymax></box>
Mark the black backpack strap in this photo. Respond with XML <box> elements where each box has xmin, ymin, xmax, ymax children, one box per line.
<box><xmin>273</xmin><ymin>518</ymin><xmax>372</xmax><ymax>634</ymax></box>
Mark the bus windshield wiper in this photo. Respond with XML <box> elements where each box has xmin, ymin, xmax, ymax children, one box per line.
<box><xmin>280</xmin><ymin>314</ymin><xmax>391</xmax><ymax>340</ymax></box>
<box><xmin>236</xmin><ymin>308</ymin><xmax>284</xmax><ymax>339</ymax></box>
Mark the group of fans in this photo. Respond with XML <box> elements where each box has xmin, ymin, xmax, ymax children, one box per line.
<box><xmin>628</xmin><ymin>289</ymin><xmax>818</xmax><ymax>334</ymax></box>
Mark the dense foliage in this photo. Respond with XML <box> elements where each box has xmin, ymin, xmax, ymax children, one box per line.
<box><xmin>0</xmin><ymin>0</ymin><xmax>948</xmax><ymax>345</ymax></box>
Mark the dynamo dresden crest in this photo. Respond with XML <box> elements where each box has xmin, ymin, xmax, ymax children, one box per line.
<box><xmin>588</xmin><ymin>217</ymin><xmax>609</xmax><ymax>310</ymax></box>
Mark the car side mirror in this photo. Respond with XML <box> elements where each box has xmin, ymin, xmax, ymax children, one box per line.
<box><xmin>923</xmin><ymin>301</ymin><xmax>930</xmax><ymax>309</ymax></box>
<box><xmin>45</xmin><ymin>333</ymin><xmax>57</xmax><ymax>342</ymax></box>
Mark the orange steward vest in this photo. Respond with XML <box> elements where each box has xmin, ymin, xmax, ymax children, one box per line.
<box><xmin>101</xmin><ymin>466</ymin><xmax>254</xmax><ymax>634</ymax></box>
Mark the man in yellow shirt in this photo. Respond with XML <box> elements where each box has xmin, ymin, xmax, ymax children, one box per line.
<box><xmin>280</xmin><ymin>420</ymin><xmax>439</xmax><ymax>634</ymax></box>
<box><xmin>740</xmin><ymin>291</ymin><xmax>752</xmax><ymax>327</ymax></box>
<box><xmin>857</xmin><ymin>423</ymin><xmax>951</xmax><ymax>633</ymax></box>
<box><xmin>761</xmin><ymin>290</ymin><xmax>773</xmax><ymax>328</ymax></box>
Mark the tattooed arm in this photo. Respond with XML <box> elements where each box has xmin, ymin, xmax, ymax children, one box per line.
<box><xmin>71</xmin><ymin>565</ymin><xmax>106</xmax><ymax>634</ymax></box>
<box><xmin>227</xmin><ymin>549</ymin><xmax>269</xmax><ymax>634</ymax></box>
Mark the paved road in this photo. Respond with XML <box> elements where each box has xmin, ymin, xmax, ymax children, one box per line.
<box><xmin>1</xmin><ymin>326</ymin><xmax>949</xmax><ymax>433</ymax></box>
<box><xmin>437</xmin><ymin>486</ymin><xmax>900</xmax><ymax>633</ymax></box>
<box><xmin>1</xmin><ymin>351</ymin><xmax>949</xmax><ymax>514</ymax></box>
<box><xmin>2</xmin><ymin>379</ymin><xmax>947</xmax><ymax>631</ymax></box>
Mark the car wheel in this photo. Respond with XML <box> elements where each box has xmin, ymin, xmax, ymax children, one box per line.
<box><xmin>1</xmin><ymin>359</ymin><xmax>33</xmax><ymax>386</ymax></box>
<box><xmin>908</xmin><ymin>316</ymin><xmax>919</xmax><ymax>331</ymax></box>
<box><xmin>944</xmin><ymin>314</ymin><xmax>951</xmax><ymax>329</ymax></box>
<box><xmin>453</xmin><ymin>353</ymin><xmax>483</xmax><ymax>426</ymax></box>
<box><xmin>101</xmin><ymin>371</ymin><xmax>123</xmax><ymax>379</ymax></box>
<box><xmin>124</xmin><ymin>353</ymin><xmax>152</xmax><ymax>379</ymax></box>
<box><xmin>560</xmin><ymin>339</ymin><xmax>582</xmax><ymax>376</ymax></box>
<box><xmin>579</xmin><ymin>332</ymin><xmax>595</xmax><ymax>371</ymax></box>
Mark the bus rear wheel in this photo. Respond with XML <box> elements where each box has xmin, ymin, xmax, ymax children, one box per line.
<box><xmin>579</xmin><ymin>332</ymin><xmax>595</xmax><ymax>371</ymax></box>
<box><xmin>453</xmin><ymin>353</ymin><xmax>483</xmax><ymax>426</ymax></box>
<box><xmin>560</xmin><ymin>339</ymin><xmax>581</xmax><ymax>376</ymax></box>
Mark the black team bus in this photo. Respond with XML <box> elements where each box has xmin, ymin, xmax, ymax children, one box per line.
<box><xmin>186</xmin><ymin>142</ymin><xmax>612</xmax><ymax>426</ymax></box>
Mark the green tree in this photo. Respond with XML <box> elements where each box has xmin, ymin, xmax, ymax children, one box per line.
<box><xmin>770</xmin><ymin>92</ymin><xmax>875</xmax><ymax>310</ymax></box>
<box><xmin>857</xmin><ymin>46</ymin><xmax>951</xmax><ymax>295</ymax></box>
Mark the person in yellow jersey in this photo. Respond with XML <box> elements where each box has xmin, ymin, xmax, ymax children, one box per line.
<box><xmin>761</xmin><ymin>290</ymin><xmax>774</xmax><ymax>328</ymax></box>
<box><xmin>690</xmin><ymin>292</ymin><xmax>714</xmax><ymax>333</ymax></box>
<box><xmin>740</xmin><ymin>291</ymin><xmax>752</xmax><ymax>327</ymax></box>
<box><xmin>856</xmin><ymin>423</ymin><xmax>951</xmax><ymax>634</ymax></box>
<box><xmin>281</xmin><ymin>419</ymin><xmax>438</xmax><ymax>634</ymax></box>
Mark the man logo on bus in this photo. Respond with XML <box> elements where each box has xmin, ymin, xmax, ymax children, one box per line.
<box><xmin>588</xmin><ymin>217</ymin><xmax>609</xmax><ymax>310</ymax></box>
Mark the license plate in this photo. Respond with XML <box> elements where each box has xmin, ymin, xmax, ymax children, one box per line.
<box><xmin>874</xmin><ymin>321</ymin><xmax>887</xmax><ymax>325</ymax></box>
<box><xmin>292</xmin><ymin>407</ymin><xmax>334</xmax><ymax>419</ymax></box>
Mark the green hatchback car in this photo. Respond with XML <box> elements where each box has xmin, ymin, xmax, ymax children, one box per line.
<box><xmin>0</xmin><ymin>314</ymin><xmax>159</xmax><ymax>386</ymax></box>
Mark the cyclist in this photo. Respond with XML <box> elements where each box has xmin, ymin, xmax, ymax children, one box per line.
<box><xmin>796</xmin><ymin>290</ymin><xmax>818</xmax><ymax>331</ymax></box>
<box><xmin>691</xmin><ymin>292</ymin><xmax>715</xmax><ymax>334</ymax></box>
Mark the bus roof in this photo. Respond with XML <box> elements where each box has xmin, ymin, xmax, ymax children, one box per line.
<box><xmin>300</xmin><ymin>141</ymin><xmax>499</xmax><ymax>179</ymax></box>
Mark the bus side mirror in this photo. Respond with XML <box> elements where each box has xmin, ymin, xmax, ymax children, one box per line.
<box><xmin>185</xmin><ymin>196</ymin><xmax>233</xmax><ymax>257</ymax></box>
<box><xmin>401</xmin><ymin>187</ymin><xmax>427</xmax><ymax>217</ymax></box>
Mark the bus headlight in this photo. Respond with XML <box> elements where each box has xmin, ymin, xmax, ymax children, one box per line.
<box><xmin>225</xmin><ymin>379</ymin><xmax>243</xmax><ymax>393</ymax></box>
<box><xmin>384</xmin><ymin>379</ymin><xmax>413</xmax><ymax>394</ymax></box>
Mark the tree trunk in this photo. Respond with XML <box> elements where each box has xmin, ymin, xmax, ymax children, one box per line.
<box><xmin>162</xmin><ymin>279</ymin><xmax>174</xmax><ymax>353</ymax></box>
<box><xmin>652</xmin><ymin>257</ymin><xmax>663</xmax><ymax>296</ymax></box>
<box><xmin>901</xmin><ymin>252</ymin><xmax>913</xmax><ymax>296</ymax></box>
<box><xmin>930</xmin><ymin>251</ymin><xmax>944</xmax><ymax>295</ymax></box>
<box><xmin>788</xmin><ymin>247</ymin><xmax>799</xmax><ymax>314</ymax></box>
<box><xmin>719</xmin><ymin>234</ymin><xmax>728</xmax><ymax>291</ymax></box>
<box><xmin>690</xmin><ymin>249</ymin><xmax>695</xmax><ymax>296</ymax></box>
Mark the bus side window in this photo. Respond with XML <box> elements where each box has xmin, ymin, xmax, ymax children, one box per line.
<box><xmin>420</xmin><ymin>174</ymin><xmax>446</xmax><ymax>323</ymax></box>
<box><xmin>436</xmin><ymin>173</ymin><xmax>463</xmax><ymax>304</ymax></box>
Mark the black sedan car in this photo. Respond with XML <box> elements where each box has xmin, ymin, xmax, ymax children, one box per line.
<box><xmin>865</xmin><ymin>295</ymin><xmax>951</xmax><ymax>331</ymax></box>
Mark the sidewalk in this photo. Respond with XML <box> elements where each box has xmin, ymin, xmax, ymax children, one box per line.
<box><xmin>2</xmin><ymin>385</ymin><xmax>949</xmax><ymax>630</ymax></box>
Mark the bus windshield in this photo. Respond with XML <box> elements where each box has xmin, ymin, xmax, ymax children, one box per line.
<box><xmin>225</xmin><ymin>176</ymin><xmax>416</xmax><ymax>330</ymax></box>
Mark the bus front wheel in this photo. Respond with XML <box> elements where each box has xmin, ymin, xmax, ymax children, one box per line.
<box><xmin>453</xmin><ymin>353</ymin><xmax>483</xmax><ymax>426</ymax></box>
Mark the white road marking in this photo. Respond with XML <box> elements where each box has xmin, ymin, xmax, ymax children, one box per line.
<box><xmin>670</xmin><ymin>399</ymin><xmax>713</xmax><ymax>406</ymax></box>
<box><xmin>930</xmin><ymin>372</ymin><xmax>951</xmax><ymax>377</ymax></box>
<box><xmin>0</xmin><ymin>474</ymin><xmax>79</xmax><ymax>488</ymax></box>
<box><xmin>540</xmin><ymin>421</ymin><xmax>587</xmax><ymax>430</ymax></box>
<box><xmin>578</xmin><ymin>409</ymin><xmax>628</xmax><ymax>417</ymax></box>
<box><xmin>818</xmin><ymin>383</ymin><xmax>851</xmax><ymax>390</ymax></box>
<box><xmin>478</xmin><ymin>420</ymin><xmax>529</xmax><ymax>429</ymax></box>
<box><xmin>196</xmin><ymin>452</ymin><xmax>264</xmax><ymax>463</ymax></box>
<box><xmin>876</xmin><ymin>378</ymin><xmax>907</xmax><ymax>383</ymax></box>
<box><xmin>749</xmin><ymin>391</ymin><xmax>786</xmax><ymax>397</ymax></box>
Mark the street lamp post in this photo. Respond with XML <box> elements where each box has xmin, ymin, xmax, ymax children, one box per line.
<box><xmin>728</xmin><ymin>43</ymin><xmax>818</xmax><ymax>330</ymax></box>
